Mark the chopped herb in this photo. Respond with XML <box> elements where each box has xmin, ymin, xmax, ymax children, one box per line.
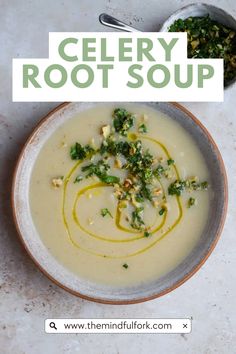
<box><xmin>135</xmin><ymin>193</ymin><xmax>145</xmax><ymax>203</ymax></box>
<box><xmin>74</xmin><ymin>175</ymin><xmax>83</xmax><ymax>183</ymax></box>
<box><xmin>144</xmin><ymin>231</ymin><xmax>151</xmax><ymax>237</ymax></box>
<box><xmin>113</xmin><ymin>108</ymin><xmax>134</xmax><ymax>136</ymax></box>
<box><xmin>123</xmin><ymin>263</ymin><xmax>129</xmax><ymax>269</ymax></box>
<box><xmin>138</xmin><ymin>123</ymin><xmax>147</xmax><ymax>133</ymax></box>
<box><xmin>188</xmin><ymin>197</ymin><xmax>196</xmax><ymax>208</ymax></box>
<box><xmin>70</xmin><ymin>142</ymin><xmax>95</xmax><ymax>160</ymax></box>
<box><xmin>168</xmin><ymin>180</ymin><xmax>186</xmax><ymax>196</ymax></box>
<box><xmin>153</xmin><ymin>164</ymin><xmax>165</xmax><ymax>178</ymax></box>
<box><xmin>100</xmin><ymin>175</ymin><xmax>120</xmax><ymax>184</ymax></box>
<box><xmin>167</xmin><ymin>158</ymin><xmax>175</xmax><ymax>165</ymax></box>
<box><xmin>100</xmin><ymin>138</ymin><xmax>130</xmax><ymax>156</ymax></box>
<box><xmin>131</xmin><ymin>207</ymin><xmax>145</xmax><ymax>230</ymax></box>
<box><xmin>81</xmin><ymin>160</ymin><xmax>119</xmax><ymax>184</ymax></box>
<box><xmin>169</xmin><ymin>15</ymin><xmax>236</xmax><ymax>85</ymax></box>
<box><xmin>82</xmin><ymin>160</ymin><xmax>109</xmax><ymax>176</ymax></box>
<box><xmin>159</xmin><ymin>207</ymin><xmax>166</xmax><ymax>216</ymax></box>
<box><xmin>186</xmin><ymin>179</ymin><xmax>209</xmax><ymax>191</ymax></box>
<box><xmin>168</xmin><ymin>179</ymin><xmax>208</xmax><ymax>195</ymax></box>
<box><xmin>101</xmin><ymin>208</ymin><xmax>113</xmax><ymax>218</ymax></box>
<box><xmin>200</xmin><ymin>181</ymin><xmax>208</xmax><ymax>190</ymax></box>
<box><xmin>139</xmin><ymin>183</ymin><xmax>153</xmax><ymax>201</ymax></box>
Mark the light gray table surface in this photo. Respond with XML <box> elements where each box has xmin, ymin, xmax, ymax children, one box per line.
<box><xmin>0</xmin><ymin>0</ymin><xmax>236</xmax><ymax>353</ymax></box>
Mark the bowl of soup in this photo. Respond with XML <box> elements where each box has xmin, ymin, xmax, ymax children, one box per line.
<box><xmin>12</xmin><ymin>102</ymin><xmax>227</xmax><ymax>303</ymax></box>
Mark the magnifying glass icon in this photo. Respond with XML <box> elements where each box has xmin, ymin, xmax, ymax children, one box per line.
<box><xmin>49</xmin><ymin>321</ymin><xmax>57</xmax><ymax>330</ymax></box>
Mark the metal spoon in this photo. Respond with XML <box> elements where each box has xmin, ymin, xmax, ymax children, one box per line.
<box><xmin>99</xmin><ymin>13</ymin><xmax>141</xmax><ymax>32</ymax></box>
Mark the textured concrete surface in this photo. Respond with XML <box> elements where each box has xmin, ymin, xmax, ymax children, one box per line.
<box><xmin>0</xmin><ymin>0</ymin><xmax>236</xmax><ymax>353</ymax></box>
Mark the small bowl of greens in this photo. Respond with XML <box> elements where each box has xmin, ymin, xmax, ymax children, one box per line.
<box><xmin>159</xmin><ymin>3</ymin><xmax>236</xmax><ymax>88</ymax></box>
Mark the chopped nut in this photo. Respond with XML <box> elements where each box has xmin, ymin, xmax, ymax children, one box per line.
<box><xmin>113</xmin><ymin>184</ymin><xmax>123</xmax><ymax>198</ymax></box>
<box><xmin>87</xmin><ymin>193</ymin><xmax>93</xmax><ymax>199</ymax></box>
<box><xmin>51</xmin><ymin>177</ymin><xmax>63</xmax><ymax>189</ymax></box>
<box><xmin>129</xmin><ymin>175</ymin><xmax>138</xmax><ymax>183</ymax></box>
<box><xmin>113</xmin><ymin>189</ymin><xmax>122</xmax><ymax>198</ymax></box>
<box><xmin>89</xmin><ymin>138</ymin><xmax>96</xmax><ymax>149</ymax></box>
<box><xmin>60</xmin><ymin>141</ymin><xmax>67</xmax><ymax>148</ymax></box>
<box><xmin>189</xmin><ymin>176</ymin><xmax>199</xmax><ymax>183</ymax></box>
<box><xmin>164</xmin><ymin>170</ymin><xmax>173</xmax><ymax>179</ymax></box>
<box><xmin>114</xmin><ymin>158</ymin><xmax>122</xmax><ymax>169</ymax></box>
<box><xmin>153</xmin><ymin>200</ymin><xmax>159</xmax><ymax>208</ymax></box>
<box><xmin>129</xmin><ymin>146</ymin><xmax>136</xmax><ymax>155</ymax></box>
<box><xmin>114</xmin><ymin>183</ymin><xmax>120</xmax><ymax>189</ymax></box>
<box><xmin>88</xmin><ymin>218</ymin><xmax>94</xmax><ymax>225</ymax></box>
<box><xmin>124</xmin><ymin>178</ymin><xmax>133</xmax><ymax>189</ymax></box>
<box><xmin>152</xmin><ymin>158</ymin><xmax>158</xmax><ymax>165</ymax></box>
<box><xmin>153</xmin><ymin>188</ymin><xmax>162</xmax><ymax>196</ymax></box>
<box><xmin>100</xmin><ymin>125</ymin><xmax>111</xmax><ymax>139</ymax></box>
<box><xmin>191</xmin><ymin>39</ymin><xmax>199</xmax><ymax>50</ymax></box>
<box><xmin>133</xmin><ymin>184</ymin><xmax>140</xmax><ymax>192</ymax></box>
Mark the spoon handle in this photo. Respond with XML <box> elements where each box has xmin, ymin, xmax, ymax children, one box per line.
<box><xmin>99</xmin><ymin>13</ymin><xmax>141</xmax><ymax>33</ymax></box>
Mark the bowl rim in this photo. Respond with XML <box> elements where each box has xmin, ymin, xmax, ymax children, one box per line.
<box><xmin>159</xmin><ymin>2</ymin><xmax>236</xmax><ymax>31</ymax></box>
<box><xmin>11</xmin><ymin>102</ymin><xmax>228</xmax><ymax>304</ymax></box>
<box><xmin>159</xmin><ymin>2</ymin><xmax>236</xmax><ymax>89</ymax></box>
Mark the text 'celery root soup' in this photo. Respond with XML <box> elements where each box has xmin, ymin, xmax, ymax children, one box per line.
<box><xmin>30</xmin><ymin>104</ymin><xmax>211</xmax><ymax>286</ymax></box>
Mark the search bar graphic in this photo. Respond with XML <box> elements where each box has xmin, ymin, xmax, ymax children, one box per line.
<box><xmin>45</xmin><ymin>318</ymin><xmax>191</xmax><ymax>334</ymax></box>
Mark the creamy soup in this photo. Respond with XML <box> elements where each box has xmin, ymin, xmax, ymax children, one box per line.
<box><xmin>30</xmin><ymin>104</ymin><xmax>210</xmax><ymax>286</ymax></box>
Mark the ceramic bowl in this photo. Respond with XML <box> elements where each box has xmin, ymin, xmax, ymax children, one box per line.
<box><xmin>159</xmin><ymin>3</ymin><xmax>236</xmax><ymax>89</ymax></box>
<box><xmin>12</xmin><ymin>102</ymin><xmax>228</xmax><ymax>304</ymax></box>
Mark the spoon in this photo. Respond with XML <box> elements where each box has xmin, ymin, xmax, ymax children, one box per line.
<box><xmin>99</xmin><ymin>13</ymin><xmax>141</xmax><ymax>32</ymax></box>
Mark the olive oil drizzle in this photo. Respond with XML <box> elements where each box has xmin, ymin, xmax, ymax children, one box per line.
<box><xmin>62</xmin><ymin>137</ymin><xmax>183</xmax><ymax>258</ymax></box>
<box><xmin>72</xmin><ymin>182</ymin><xmax>167</xmax><ymax>242</ymax></box>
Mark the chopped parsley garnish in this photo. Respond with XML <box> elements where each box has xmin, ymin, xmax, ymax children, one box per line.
<box><xmin>153</xmin><ymin>164</ymin><xmax>165</xmax><ymax>177</ymax></box>
<box><xmin>81</xmin><ymin>160</ymin><xmax>120</xmax><ymax>185</ymax></box>
<box><xmin>168</xmin><ymin>179</ymin><xmax>208</xmax><ymax>195</ymax></box>
<box><xmin>113</xmin><ymin>108</ymin><xmax>134</xmax><ymax>136</ymax></box>
<box><xmin>101</xmin><ymin>208</ymin><xmax>113</xmax><ymax>218</ymax></box>
<box><xmin>122</xmin><ymin>263</ymin><xmax>129</xmax><ymax>269</ymax></box>
<box><xmin>200</xmin><ymin>181</ymin><xmax>208</xmax><ymax>190</ymax></box>
<box><xmin>167</xmin><ymin>158</ymin><xmax>175</xmax><ymax>165</ymax></box>
<box><xmin>139</xmin><ymin>182</ymin><xmax>153</xmax><ymax>201</ymax></box>
<box><xmin>144</xmin><ymin>231</ymin><xmax>151</xmax><ymax>237</ymax></box>
<box><xmin>70</xmin><ymin>142</ymin><xmax>95</xmax><ymax>160</ymax></box>
<box><xmin>138</xmin><ymin>123</ymin><xmax>147</xmax><ymax>133</ymax></box>
<box><xmin>74</xmin><ymin>175</ymin><xmax>83</xmax><ymax>183</ymax></box>
<box><xmin>100</xmin><ymin>139</ymin><xmax>130</xmax><ymax>156</ymax></box>
<box><xmin>82</xmin><ymin>160</ymin><xmax>109</xmax><ymax>176</ymax></box>
<box><xmin>159</xmin><ymin>207</ymin><xmax>166</xmax><ymax>216</ymax></box>
<box><xmin>188</xmin><ymin>197</ymin><xmax>196</xmax><ymax>208</ymax></box>
<box><xmin>131</xmin><ymin>207</ymin><xmax>145</xmax><ymax>230</ymax></box>
<box><xmin>100</xmin><ymin>175</ymin><xmax>120</xmax><ymax>184</ymax></box>
<box><xmin>168</xmin><ymin>180</ymin><xmax>186</xmax><ymax>196</ymax></box>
